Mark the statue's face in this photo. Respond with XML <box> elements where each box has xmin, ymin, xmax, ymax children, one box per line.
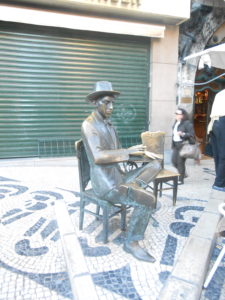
<box><xmin>96</xmin><ymin>95</ymin><xmax>115</xmax><ymax>119</ymax></box>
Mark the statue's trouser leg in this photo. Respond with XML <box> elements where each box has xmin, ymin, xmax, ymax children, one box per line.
<box><xmin>126</xmin><ymin>205</ymin><xmax>152</xmax><ymax>242</ymax></box>
<box><xmin>124</xmin><ymin>159</ymin><xmax>161</xmax><ymax>187</ymax></box>
<box><xmin>104</xmin><ymin>188</ymin><xmax>152</xmax><ymax>242</ymax></box>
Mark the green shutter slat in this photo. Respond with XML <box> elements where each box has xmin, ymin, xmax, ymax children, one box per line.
<box><xmin>0</xmin><ymin>24</ymin><xmax>149</xmax><ymax>158</ymax></box>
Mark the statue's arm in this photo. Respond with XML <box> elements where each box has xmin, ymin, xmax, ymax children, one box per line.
<box><xmin>81</xmin><ymin>123</ymin><xmax>129</xmax><ymax>164</ymax></box>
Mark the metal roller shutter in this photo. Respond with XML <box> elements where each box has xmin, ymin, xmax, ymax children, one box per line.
<box><xmin>0</xmin><ymin>22</ymin><xmax>150</xmax><ymax>158</ymax></box>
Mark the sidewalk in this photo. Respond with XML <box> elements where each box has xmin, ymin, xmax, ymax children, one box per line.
<box><xmin>0</xmin><ymin>156</ymin><xmax>224</xmax><ymax>300</ymax></box>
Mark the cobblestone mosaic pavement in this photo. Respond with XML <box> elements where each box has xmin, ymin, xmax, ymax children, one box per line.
<box><xmin>201</xmin><ymin>237</ymin><xmax>225</xmax><ymax>300</ymax></box>
<box><xmin>0</xmin><ymin>158</ymin><xmax>224</xmax><ymax>300</ymax></box>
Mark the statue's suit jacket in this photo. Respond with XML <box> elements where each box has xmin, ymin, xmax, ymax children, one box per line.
<box><xmin>81</xmin><ymin>110</ymin><xmax>130</xmax><ymax>198</ymax></box>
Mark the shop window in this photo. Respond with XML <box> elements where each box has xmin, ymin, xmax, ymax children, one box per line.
<box><xmin>194</xmin><ymin>90</ymin><xmax>209</xmax><ymax>152</ymax></box>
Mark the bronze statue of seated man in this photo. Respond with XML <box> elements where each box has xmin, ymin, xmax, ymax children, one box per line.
<box><xmin>81</xmin><ymin>81</ymin><xmax>161</xmax><ymax>262</ymax></box>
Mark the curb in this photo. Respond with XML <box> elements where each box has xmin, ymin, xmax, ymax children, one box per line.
<box><xmin>55</xmin><ymin>200</ymin><xmax>98</xmax><ymax>300</ymax></box>
<box><xmin>158</xmin><ymin>189</ymin><xmax>225</xmax><ymax>300</ymax></box>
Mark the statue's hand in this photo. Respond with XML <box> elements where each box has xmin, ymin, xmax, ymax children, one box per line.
<box><xmin>128</xmin><ymin>144</ymin><xmax>146</xmax><ymax>156</ymax></box>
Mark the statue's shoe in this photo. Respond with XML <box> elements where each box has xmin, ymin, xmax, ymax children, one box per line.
<box><xmin>123</xmin><ymin>241</ymin><xmax>156</xmax><ymax>263</ymax></box>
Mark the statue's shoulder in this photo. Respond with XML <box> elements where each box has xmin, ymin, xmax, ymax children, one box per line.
<box><xmin>82</xmin><ymin>113</ymin><xmax>97</xmax><ymax>131</ymax></box>
<box><xmin>83</xmin><ymin>114</ymin><xmax>93</xmax><ymax>124</ymax></box>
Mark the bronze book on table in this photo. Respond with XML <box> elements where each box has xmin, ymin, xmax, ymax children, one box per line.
<box><xmin>129</xmin><ymin>145</ymin><xmax>163</xmax><ymax>160</ymax></box>
<box><xmin>144</xmin><ymin>150</ymin><xmax>163</xmax><ymax>160</ymax></box>
<box><xmin>141</xmin><ymin>131</ymin><xmax>165</xmax><ymax>160</ymax></box>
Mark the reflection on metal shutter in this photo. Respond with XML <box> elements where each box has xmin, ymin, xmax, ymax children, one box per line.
<box><xmin>0</xmin><ymin>23</ymin><xmax>150</xmax><ymax>158</ymax></box>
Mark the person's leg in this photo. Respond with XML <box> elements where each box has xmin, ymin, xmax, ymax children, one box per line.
<box><xmin>214</xmin><ymin>117</ymin><xmax>225</xmax><ymax>187</ymax></box>
<box><xmin>172</xmin><ymin>146</ymin><xmax>179</xmax><ymax>169</ymax></box>
<box><xmin>176</xmin><ymin>154</ymin><xmax>186</xmax><ymax>183</ymax></box>
<box><xmin>216</xmin><ymin>157</ymin><xmax>225</xmax><ymax>187</ymax></box>
<box><xmin>172</xmin><ymin>143</ymin><xmax>186</xmax><ymax>183</ymax></box>
<box><xmin>211</xmin><ymin>121</ymin><xmax>219</xmax><ymax>176</ymax></box>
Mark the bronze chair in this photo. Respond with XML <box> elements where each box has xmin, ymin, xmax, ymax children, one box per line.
<box><xmin>75</xmin><ymin>139</ymin><xmax>127</xmax><ymax>243</ymax></box>
<box><xmin>141</xmin><ymin>131</ymin><xmax>179</xmax><ymax>207</ymax></box>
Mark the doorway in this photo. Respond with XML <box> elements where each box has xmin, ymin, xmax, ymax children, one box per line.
<box><xmin>193</xmin><ymin>68</ymin><xmax>225</xmax><ymax>154</ymax></box>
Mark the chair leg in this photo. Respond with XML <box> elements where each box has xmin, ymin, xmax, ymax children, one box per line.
<box><xmin>96</xmin><ymin>205</ymin><xmax>100</xmax><ymax>220</ymax></box>
<box><xmin>153</xmin><ymin>180</ymin><xmax>158</xmax><ymax>209</ymax></box>
<box><xmin>103</xmin><ymin>206</ymin><xmax>109</xmax><ymax>243</ymax></box>
<box><xmin>159</xmin><ymin>181</ymin><xmax>163</xmax><ymax>197</ymax></box>
<box><xmin>120</xmin><ymin>205</ymin><xmax>127</xmax><ymax>231</ymax></box>
<box><xmin>151</xmin><ymin>216</ymin><xmax>159</xmax><ymax>227</ymax></box>
<box><xmin>204</xmin><ymin>244</ymin><xmax>225</xmax><ymax>288</ymax></box>
<box><xmin>173</xmin><ymin>178</ymin><xmax>178</xmax><ymax>206</ymax></box>
<box><xmin>79</xmin><ymin>198</ymin><xmax>85</xmax><ymax>230</ymax></box>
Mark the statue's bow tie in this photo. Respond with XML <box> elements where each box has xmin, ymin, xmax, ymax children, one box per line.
<box><xmin>104</xmin><ymin>119</ymin><xmax>112</xmax><ymax>126</ymax></box>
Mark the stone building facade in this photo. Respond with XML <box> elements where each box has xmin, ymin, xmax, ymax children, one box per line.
<box><xmin>178</xmin><ymin>0</ymin><xmax>225</xmax><ymax>152</ymax></box>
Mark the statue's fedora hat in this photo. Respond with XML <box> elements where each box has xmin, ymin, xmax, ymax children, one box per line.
<box><xmin>86</xmin><ymin>81</ymin><xmax>120</xmax><ymax>101</ymax></box>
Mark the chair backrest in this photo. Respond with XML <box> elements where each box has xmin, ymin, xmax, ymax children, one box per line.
<box><xmin>141</xmin><ymin>131</ymin><xmax>166</xmax><ymax>166</ymax></box>
<box><xmin>75</xmin><ymin>139</ymin><xmax>90</xmax><ymax>192</ymax></box>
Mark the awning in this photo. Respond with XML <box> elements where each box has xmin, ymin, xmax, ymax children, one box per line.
<box><xmin>184</xmin><ymin>43</ymin><xmax>225</xmax><ymax>70</ymax></box>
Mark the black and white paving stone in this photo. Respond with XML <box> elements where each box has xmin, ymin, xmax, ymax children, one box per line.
<box><xmin>0</xmin><ymin>158</ymin><xmax>224</xmax><ymax>300</ymax></box>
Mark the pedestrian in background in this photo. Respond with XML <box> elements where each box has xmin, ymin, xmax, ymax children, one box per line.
<box><xmin>207</xmin><ymin>89</ymin><xmax>225</xmax><ymax>192</ymax></box>
<box><xmin>171</xmin><ymin>108</ymin><xmax>195</xmax><ymax>184</ymax></box>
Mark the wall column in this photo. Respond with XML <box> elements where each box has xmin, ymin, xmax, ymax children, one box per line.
<box><xmin>149</xmin><ymin>25</ymin><xmax>179</xmax><ymax>149</ymax></box>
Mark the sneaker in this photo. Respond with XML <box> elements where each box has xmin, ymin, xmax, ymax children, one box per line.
<box><xmin>212</xmin><ymin>185</ymin><xmax>225</xmax><ymax>192</ymax></box>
